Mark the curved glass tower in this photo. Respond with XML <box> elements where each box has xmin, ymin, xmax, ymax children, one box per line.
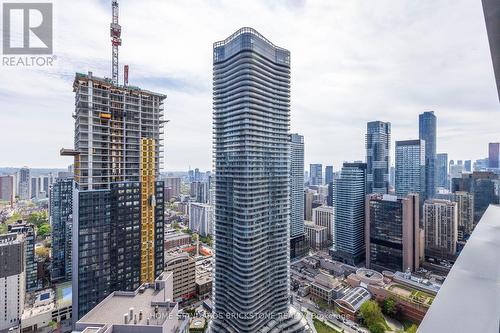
<box><xmin>210</xmin><ymin>28</ymin><xmax>306</xmax><ymax>333</ymax></box>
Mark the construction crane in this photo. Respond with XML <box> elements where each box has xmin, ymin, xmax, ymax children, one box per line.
<box><xmin>110</xmin><ymin>0</ymin><xmax>122</xmax><ymax>85</ymax></box>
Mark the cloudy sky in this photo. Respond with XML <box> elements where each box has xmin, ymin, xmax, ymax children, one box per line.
<box><xmin>0</xmin><ymin>0</ymin><xmax>498</xmax><ymax>172</ymax></box>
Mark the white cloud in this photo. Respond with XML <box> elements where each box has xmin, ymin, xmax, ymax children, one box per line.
<box><xmin>0</xmin><ymin>0</ymin><xmax>497</xmax><ymax>171</ymax></box>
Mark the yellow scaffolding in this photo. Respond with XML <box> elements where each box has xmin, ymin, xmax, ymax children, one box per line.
<box><xmin>140</xmin><ymin>138</ymin><xmax>156</xmax><ymax>283</ymax></box>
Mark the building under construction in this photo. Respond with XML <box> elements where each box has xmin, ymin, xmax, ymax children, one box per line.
<box><xmin>61</xmin><ymin>0</ymin><xmax>168</xmax><ymax>321</ymax></box>
<box><xmin>67</xmin><ymin>72</ymin><xmax>167</xmax><ymax>320</ymax></box>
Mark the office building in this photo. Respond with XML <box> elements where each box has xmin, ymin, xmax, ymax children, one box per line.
<box><xmin>0</xmin><ymin>175</ymin><xmax>15</xmax><ymax>204</ymax></box>
<box><xmin>164</xmin><ymin>252</ymin><xmax>196</xmax><ymax>303</ymax></box>
<box><xmin>437</xmin><ymin>153</ymin><xmax>448</xmax><ymax>189</ymax></box>
<box><xmin>8</xmin><ymin>222</ymin><xmax>37</xmax><ymax>291</ymax></box>
<box><xmin>483</xmin><ymin>0</ymin><xmax>500</xmax><ymax>101</ymax></box>
<box><xmin>419</xmin><ymin>111</ymin><xmax>437</xmax><ymax>199</ymax></box>
<box><xmin>452</xmin><ymin>171</ymin><xmax>499</xmax><ymax>223</ymax></box>
<box><xmin>74</xmin><ymin>272</ymin><xmax>189</xmax><ymax>333</ymax></box>
<box><xmin>310</xmin><ymin>164</ymin><xmax>323</xmax><ymax>186</ymax></box>
<box><xmin>194</xmin><ymin>168</ymin><xmax>201</xmax><ymax>182</ymax></box>
<box><xmin>211</xmin><ymin>27</ymin><xmax>306</xmax><ymax>332</ymax></box>
<box><xmin>190</xmin><ymin>181</ymin><xmax>210</xmax><ymax>204</ymax></box>
<box><xmin>19</xmin><ymin>166</ymin><xmax>30</xmax><ymax>200</ymax></box>
<box><xmin>188</xmin><ymin>202</ymin><xmax>213</xmax><ymax>237</ymax></box>
<box><xmin>449</xmin><ymin>160</ymin><xmax>464</xmax><ymax>182</ymax></box>
<box><xmin>30</xmin><ymin>177</ymin><xmax>39</xmax><ymax>199</ymax></box>
<box><xmin>325</xmin><ymin>165</ymin><xmax>334</xmax><ymax>185</ymax></box>
<box><xmin>424</xmin><ymin>199</ymin><xmax>458</xmax><ymax>259</ymax></box>
<box><xmin>49</xmin><ymin>178</ymin><xmax>73</xmax><ymax>282</ymax></box>
<box><xmin>0</xmin><ymin>233</ymin><xmax>25</xmax><ymax>332</ymax></box>
<box><xmin>304</xmin><ymin>221</ymin><xmax>328</xmax><ymax>250</ymax></box>
<box><xmin>488</xmin><ymin>142</ymin><xmax>499</xmax><ymax>169</ymax></box>
<box><xmin>327</xmin><ymin>182</ymin><xmax>334</xmax><ymax>207</ymax></box>
<box><xmin>366</xmin><ymin>121</ymin><xmax>391</xmax><ymax>194</ymax></box>
<box><xmin>304</xmin><ymin>189</ymin><xmax>314</xmax><ymax>221</ymax></box>
<box><xmin>464</xmin><ymin>160</ymin><xmax>472</xmax><ymax>173</ymax></box>
<box><xmin>395</xmin><ymin>140</ymin><xmax>426</xmax><ymax>199</ymax></box>
<box><xmin>164</xmin><ymin>176</ymin><xmax>181</xmax><ymax>201</ymax></box>
<box><xmin>290</xmin><ymin>134</ymin><xmax>307</xmax><ymax>259</ymax></box>
<box><xmin>332</xmin><ymin>162</ymin><xmax>367</xmax><ymax>265</ymax></box>
<box><xmin>454</xmin><ymin>191</ymin><xmax>474</xmax><ymax>242</ymax></box>
<box><xmin>66</xmin><ymin>72</ymin><xmax>166</xmax><ymax>320</ymax></box>
<box><xmin>313</xmin><ymin>205</ymin><xmax>334</xmax><ymax>243</ymax></box>
<box><xmin>366</xmin><ymin>194</ymin><xmax>420</xmax><ymax>273</ymax></box>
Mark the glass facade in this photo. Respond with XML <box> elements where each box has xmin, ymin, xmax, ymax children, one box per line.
<box><xmin>50</xmin><ymin>178</ymin><xmax>73</xmax><ymax>282</ymax></box>
<box><xmin>419</xmin><ymin>111</ymin><xmax>437</xmax><ymax>199</ymax></box>
<box><xmin>332</xmin><ymin>163</ymin><xmax>367</xmax><ymax>265</ymax></box>
<box><xmin>309</xmin><ymin>164</ymin><xmax>323</xmax><ymax>186</ymax></box>
<box><xmin>211</xmin><ymin>27</ymin><xmax>305</xmax><ymax>333</ymax></box>
<box><xmin>395</xmin><ymin>140</ymin><xmax>426</xmax><ymax>200</ymax></box>
<box><xmin>366</xmin><ymin>121</ymin><xmax>391</xmax><ymax>194</ymax></box>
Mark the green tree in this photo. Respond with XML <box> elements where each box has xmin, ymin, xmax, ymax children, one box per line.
<box><xmin>38</xmin><ymin>223</ymin><xmax>51</xmax><ymax>238</ymax></box>
<box><xmin>406</xmin><ymin>324</ymin><xmax>418</xmax><ymax>333</ymax></box>
<box><xmin>383</xmin><ymin>297</ymin><xmax>397</xmax><ymax>316</ymax></box>
<box><xmin>368</xmin><ymin>322</ymin><xmax>385</xmax><ymax>333</ymax></box>
<box><xmin>27</xmin><ymin>211</ymin><xmax>48</xmax><ymax>227</ymax></box>
<box><xmin>359</xmin><ymin>300</ymin><xmax>383</xmax><ymax>327</ymax></box>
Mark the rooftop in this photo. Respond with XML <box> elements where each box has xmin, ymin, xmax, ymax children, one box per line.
<box><xmin>335</xmin><ymin>287</ymin><xmax>371</xmax><ymax>313</ymax></box>
<box><xmin>75</xmin><ymin>272</ymin><xmax>184</xmax><ymax>333</ymax></box>
<box><xmin>418</xmin><ymin>205</ymin><xmax>500</xmax><ymax>333</ymax></box>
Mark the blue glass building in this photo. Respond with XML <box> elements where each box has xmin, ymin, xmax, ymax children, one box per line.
<box><xmin>419</xmin><ymin>111</ymin><xmax>437</xmax><ymax>199</ymax></box>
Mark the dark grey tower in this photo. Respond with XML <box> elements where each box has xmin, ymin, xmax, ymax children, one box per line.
<box><xmin>419</xmin><ymin>111</ymin><xmax>437</xmax><ymax>199</ymax></box>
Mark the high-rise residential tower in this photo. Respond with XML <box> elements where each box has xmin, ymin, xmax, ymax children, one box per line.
<box><xmin>325</xmin><ymin>165</ymin><xmax>334</xmax><ymax>185</ymax></box>
<box><xmin>395</xmin><ymin>140</ymin><xmax>426</xmax><ymax>199</ymax></box>
<box><xmin>66</xmin><ymin>72</ymin><xmax>166</xmax><ymax>320</ymax></box>
<box><xmin>454</xmin><ymin>191</ymin><xmax>474</xmax><ymax>242</ymax></box>
<box><xmin>366</xmin><ymin>193</ymin><xmax>420</xmax><ymax>273</ymax></box>
<box><xmin>0</xmin><ymin>233</ymin><xmax>25</xmax><ymax>332</ymax></box>
<box><xmin>0</xmin><ymin>175</ymin><xmax>15</xmax><ymax>204</ymax></box>
<box><xmin>419</xmin><ymin>111</ymin><xmax>437</xmax><ymax>199</ymax></box>
<box><xmin>49</xmin><ymin>177</ymin><xmax>73</xmax><ymax>282</ymax></box>
<box><xmin>452</xmin><ymin>171</ymin><xmax>499</xmax><ymax>223</ymax></box>
<box><xmin>290</xmin><ymin>133</ymin><xmax>307</xmax><ymax>259</ymax></box>
<box><xmin>211</xmin><ymin>27</ymin><xmax>306</xmax><ymax>333</ymax></box>
<box><xmin>332</xmin><ymin>162</ymin><xmax>367</xmax><ymax>265</ymax></box>
<box><xmin>437</xmin><ymin>153</ymin><xmax>448</xmax><ymax>189</ymax></box>
<box><xmin>310</xmin><ymin>164</ymin><xmax>323</xmax><ymax>186</ymax></box>
<box><xmin>424</xmin><ymin>199</ymin><xmax>458</xmax><ymax>259</ymax></box>
<box><xmin>488</xmin><ymin>142</ymin><xmax>499</xmax><ymax>169</ymax></box>
<box><xmin>18</xmin><ymin>167</ymin><xmax>30</xmax><ymax>200</ymax></box>
<box><xmin>366</xmin><ymin>121</ymin><xmax>391</xmax><ymax>194</ymax></box>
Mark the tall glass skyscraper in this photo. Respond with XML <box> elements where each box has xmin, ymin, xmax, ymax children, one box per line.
<box><xmin>395</xmin><ymin>140</ymin><xmax>426</xmax><ymax>199</ymax></box>
<box><xmin>325</xmin><ymin>165</ymin><xmax>334</xmax><ymax>185</ymax></box>
<box><xmin>49</xmin><ymin>177</ymin><xmax>73</xmax><ymax>282</ymax></box>
<box><xmin>332</xmin><ymin>162</ymin><xmax>367</xmax><ymax>265</ymax></box>
<box><xmin>419</xmin><ymin>111</ymin><xmax>437</xmax><ymax>199</ymax></box>
<box><xmin>68</xmin><ymin>73</ymin><xmax>166</xmax><ymax>320</ymax></box>
<box><xmin>290</xmin><ymin>134</ymin><xmax>307</xmax><ymax>259</ymax></box>
<box><xmin>309</xmin><ymin>164</ymin><xmax>323</xmax><ymax>185</ymax></box>
<box><xmin>366</xmin><ymin>121</ymin><xmax>391</xmax><ymax>194</ymax></box>
<box><xmin>437</xmin><ymin>153</ymin><xmax>448</xmax><ymax>189</ymax></box>
<box><xmin>211</xmin><ymin>28</ymin><xmax>306</xmax><ymax>333</ymax></box>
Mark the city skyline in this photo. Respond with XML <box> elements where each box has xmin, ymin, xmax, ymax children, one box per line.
<box><xmin>0</xmin><ymin>0</ymin><xmax>499</xmax><ymax>171</ymax></box>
